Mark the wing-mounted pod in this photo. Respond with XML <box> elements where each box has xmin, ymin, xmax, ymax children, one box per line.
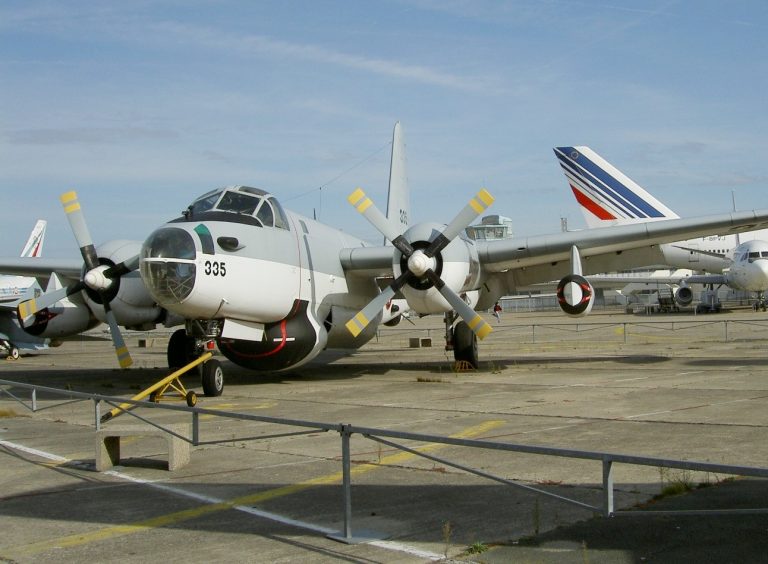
<box><xmin>557</xmin><ymin>246</ymin><xmax>595</xmax><ymax>317</ymax></box>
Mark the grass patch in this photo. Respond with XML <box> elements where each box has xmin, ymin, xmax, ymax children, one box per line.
<box><xmin>465</xmin><ymin>541</ymin><xmax>489</xmax><ymax>555</ymax></box>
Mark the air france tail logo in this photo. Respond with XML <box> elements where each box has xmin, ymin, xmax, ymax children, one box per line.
<box><xmin>555</xmin><ymin>146</ymin><xmax>673</xmax><ymax>222</ymax></box>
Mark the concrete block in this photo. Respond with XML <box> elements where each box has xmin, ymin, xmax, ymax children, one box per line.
<box><xmin>409</xmin><ymin>337</ymin><xmax>420</xmax><ymax>348</ymax></box>
<box><xmin>420</xmin><ymin>337</ymin><xmax>432</xmax><ymax>347</ymax></box>
<box><xmin>95</xmin><ymin>423</ymin><xmax>190</xmax><ymax>472</ymax></box>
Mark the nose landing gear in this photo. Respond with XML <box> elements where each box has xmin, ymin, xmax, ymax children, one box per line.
<box><xmin>167</xmin><ymin>328</ymin><xmax>224</xmax><ymax>397</ymax></box>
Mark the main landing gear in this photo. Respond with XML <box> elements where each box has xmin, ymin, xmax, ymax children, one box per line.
<box><xmin>754</xmin><ymin>291</ymin><xmax>767</xmax><ymax>312</ymax></box>
<box><xmin>444</xmin><ymin>312</ymin><xmax>479</xmax><ymax>369</ymax></box>
<box><xmin>1</xmin><ymin>338</ymin><xmax>20</xmax><ymax>360</ymax></box>
<box><xmin>167</xmin><ymin>328</ymin><xmax>224</xmax><ymax>397</ymax></box>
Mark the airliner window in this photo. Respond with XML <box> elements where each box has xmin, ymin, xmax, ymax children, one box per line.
<box><xmin>216</xmin><ymin>191</ymin><xmax>260</xmax><ymax>215</ymax></box>
<box><xmin>749</xmin><ymin>252</ymin><xmax>760</xmax><ymax>262</ymax></box>
<box><xmin>269</xmin><ymin>197</ymin><xmax>290</xmax><ymax>230</ymax></box>
<box><xmin>255</xmin><ymin>200</ymin><xmax>274</xmax><ymax>227</ymax></box>
<box><xmin>762</xmin><ymin>252</ymin><xmax>768</xmax><ymax>258</ymax></box>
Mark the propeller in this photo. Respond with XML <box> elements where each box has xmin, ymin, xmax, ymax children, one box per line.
<box><xmin>18</xmin><ymin>191</ymin><xmax>139</xmax><ymax>368</ymax></box>
<box><xmin>345</xmin><ymin>187</ymin><xmax>495</xmax><ymax>339</ymax></box>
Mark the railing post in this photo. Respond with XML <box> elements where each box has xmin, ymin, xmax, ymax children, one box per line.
<box><xmin>192</xmin><ymin>412</ymin><xmax>199</xmax><ymax>445</ymax></box>
<box><xmin>94</xmin><ymin>399</ymin><xmax>101</xmax><ymax>430</ymax></box>
<box><xmin>724</xmin><ymin>320</ymin><xmax>729</xmax><ymax>343</ymax></box>
<box><xmin>602</xmin><ymin>458</ymin><xmax>614</xmax><ymax>517</ymax></box>
<box><xmin>31</xmin><ymin>388</ymin><xmax>37</xmax><ymax>412</ymax></box>
<box><xmin>532</xmin><ymin>324</ymin><xmax>536</xmax><ymax>344</ymax></box>
<box><xmin>341</xmin><ymin>424</ymin><xmax>353</xmax><ymax>540</ymax></box>
<box><xmin>623</xmin><ymin>323</ymin><xmax>627</xmax><ymax>344</ymax></box>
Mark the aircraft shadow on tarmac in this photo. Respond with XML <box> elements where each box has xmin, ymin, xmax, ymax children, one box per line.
<box><xmin>0</xmin><ymin>351</ymin><xmax>679</xmax><ymax>397</ymax></box>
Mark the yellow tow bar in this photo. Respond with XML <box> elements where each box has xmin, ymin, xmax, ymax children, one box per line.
<box><xmin>101</xmin><ymin>352</ymin><xmax>213</xmax><ymax>422</ymax></box>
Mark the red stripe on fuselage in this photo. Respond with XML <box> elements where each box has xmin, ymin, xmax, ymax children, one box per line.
<box><xmin>571</xmin><ymin>185</ymin><xmax>616</xmax><ymax>220</ymax></box>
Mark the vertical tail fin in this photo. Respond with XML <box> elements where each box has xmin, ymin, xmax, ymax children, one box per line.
<box><xmin>384</xmin><ymin>121</ymin><xmax>410</xmax><ymax>243</ymax></box>
<box><xmin>554</xmin><ymin>146</ymin><xmax>678</xmax><ymax>229</ymax></box>
<box><xmin>20</xmin><ymin>220</ymin><xmax>47</xmax><ymax>257</ymax></box>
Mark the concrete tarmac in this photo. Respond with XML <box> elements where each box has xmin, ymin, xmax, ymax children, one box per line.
<box><xmin>1</xmin><ymin>308</ymin><xmax>768</xmax><ymax>562</ymax></box>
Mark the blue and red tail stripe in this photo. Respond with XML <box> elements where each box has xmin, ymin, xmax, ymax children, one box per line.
<box><xmin>555</xmin><ymin>147</ymin><xmax>665</xmax><ymax>220</ymax></box>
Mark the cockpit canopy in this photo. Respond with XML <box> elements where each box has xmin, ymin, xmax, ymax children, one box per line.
<box><xmin>186</xmin><ymin>186</ymin><xmax>290</xmax><ymax>229</ymax></box>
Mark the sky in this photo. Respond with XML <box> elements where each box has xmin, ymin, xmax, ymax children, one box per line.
<box><xmin>2</xmin><ymin>0</ymin><xmax>768</xmax><ymax>258</ymax></box>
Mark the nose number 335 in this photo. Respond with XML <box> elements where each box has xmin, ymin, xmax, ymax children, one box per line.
<box><xmin>204</xmin><ymin>260</ymin><xmax>226</xmax><ymax>276</ymax></box>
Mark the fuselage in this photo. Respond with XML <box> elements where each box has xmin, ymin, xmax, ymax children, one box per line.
<box><xmin>140</xmin><ymin>186</ymin><xmax>382</xmax><ymax>371</ymax></box>
<box><xmin>724</xmin><ymin>239</ymin><xmax>768</xmax><ymax>293</ymax></box>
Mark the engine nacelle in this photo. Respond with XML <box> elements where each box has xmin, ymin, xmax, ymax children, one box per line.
<box><xmin>557</xmin><ymin>274</ymin><xmax>595</xmax><ymax>317</ymax></box>
<box><xmin>83</xmin><ymin>240</ymin><xmax>164</xmax><ymax>330</ymax></box>
<box><xmin>674</xmin><ymin>286</ymin><xmax>694</xmax><ymax>307</ymax></box>
<box><xmin>22</xmin><ymin>299</ymin><xmax>99</xmax><ymax>339</ymax></box>
<box><xmin>395</xmin><ymin>222</ymin><xmax>479</xmax><ymax>315</ymax></box>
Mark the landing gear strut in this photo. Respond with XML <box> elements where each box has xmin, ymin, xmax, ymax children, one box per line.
<box><xmin>167</xmin><ymin>327</ymin><xmax>223</xmax><ymax>397</ymax></box>
<box><xmin>444</xmin><ymin>312</ymin><xmax>479</xmax><ymax>369</ymax></box>
<box><xmin>1</xmin><ymin>338</ymin><xmax>19</xmax><ymax>360</ymax></box>
<box><xmin>754</xmin><ymin>291</ymin><xmax>767</xmax><ymax>312</ymax></box>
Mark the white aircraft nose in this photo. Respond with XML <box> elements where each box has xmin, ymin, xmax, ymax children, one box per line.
<box><xmin>745</xmin><ymin>259</ymin><xmax>768</xmax><ymax>291</ymax></box>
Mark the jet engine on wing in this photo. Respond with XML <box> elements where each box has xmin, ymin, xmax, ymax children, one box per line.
<box><xmin>556</xmin><ymin>274</ymin><xmax>595</xmax><ymax>317</ymax></box>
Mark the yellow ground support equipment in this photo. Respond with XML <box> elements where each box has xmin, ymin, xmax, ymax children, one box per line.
<box><xmin>101</xmin><ymin>352</ymin><xmax>213</xmax><ymax>422</ymax></box>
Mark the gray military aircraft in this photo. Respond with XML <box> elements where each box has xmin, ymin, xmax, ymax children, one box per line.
<box><xmin>8</xmin><ymin>123</ymin><xmax>768</xmax><ymax>397</ymax></box>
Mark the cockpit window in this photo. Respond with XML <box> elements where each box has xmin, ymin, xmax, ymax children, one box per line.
<box><xmin>189</xmin><ymin>190</ymin><xmax>220</xmax><ymax>215</ymax></box>
<box><xmin>183</xmin><ymin>186</ymin><xmax>290</xmax><ymax>230</ymax></box>
<box><xmin>216</xmin><ymin>191</ymin><xmax>260</xmax><ymax>215</ymax></box>
<box><xmin>255</xmin><ymin>200</ymin><xmax>274</xmax><ymax>227</ymax></box>
<box><xmin>269</xmin><ymin>197</ymin><xmax>290</xmax><ymax>230</ymax></box>
<box><xmin>762</xmin><ymin>251</ymin><xmax>768</xmax><ymax>258</ymax></box>
<box><xmin>749</xmin><ymin>252</ymin><xmax>761</xmax><ymax>262</ymax></box>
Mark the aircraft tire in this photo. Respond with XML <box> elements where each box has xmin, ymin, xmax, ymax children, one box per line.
<box><xmin>10</xmin><ymin>346</ymin><xmax>19</xmax><ymax>360</ymax></box>
<box><xmin>453</xmin><ymin>321</ymin><xmax>478</xmax><ymax>369</ymax></box>
<box><xmin>201</xmin><ymin>359</ymin><xmax>224</xmax><ymax>397</ymax></box>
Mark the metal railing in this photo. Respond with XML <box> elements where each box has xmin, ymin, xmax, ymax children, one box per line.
<box><xmin>2</xmin><ymin>378</ymin><xmax>768</xmax><ymax>544</ymax></box>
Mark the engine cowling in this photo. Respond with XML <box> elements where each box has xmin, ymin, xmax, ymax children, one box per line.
<box><xmin>557</xmin><ymin>274</ymin><xmax>595</xmax><ymax>317</ymax></box>
<box><xmin>82</xmin><ymin>240</ymin><xmax>164</xmax><ymax>330</ymax></box>
<box><xmin>21</xmin><ymin>297</ymin><xmax>99</xmax><ymax>339</ymax></box>
<box><xmin>394</xmin><ymin>222</ymin><xmax>479</xmax><ymax>315</ymax></box>
<box><xmin>674</xmin><ymin>286</ymin><xmax>694</xmax><ymax>307</ymax></box>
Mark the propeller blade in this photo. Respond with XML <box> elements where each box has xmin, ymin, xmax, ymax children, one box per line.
<box><xmin>60</xmin><ymin>191</ymin><xmax>100</xmax><ymax>271</ymax></box>
<box><xmin>424</xmin><ymin>270</ymin><xmax>492</xmax><ymax>340</ymax></box>
<box><xmin>104</xmin><ymin>254</ymin><xmax>140</xmax><ymax>279</ymax></box>
<box><xmin>103</xmin><ymin>303</ymin><xmax>133</xmax><ymax>368</ymax></box>
<box><xmin>425</xmin><ymin>188</ymin><xmax>494</xmax><ymax>257</ymax></box>
<box><xmin>348</xmin><ymin>188</ymin><xmax>414</xmax><ymax>256</ymax></box>
<box><xmin>17</xmin><ymin>282</ymin><xmax>86</xmax><ymax>320</ymax></box>
<box><xmin>345</xmin><ymin>271</ymin><xmax>412</xmax><ymax>337</ymax></box>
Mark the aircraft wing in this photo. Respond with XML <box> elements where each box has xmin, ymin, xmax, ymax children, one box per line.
<box><xmin>0</xmin><ymin>258</ymin><xmax>82</xmax><ymax>279</ymax></box>
<box><xmin>477</xmin><ymin>209</ymin><xmax>768</xmax><ymax>289</ymax></box>
<box><xmin>340</xmin><ymin>209</ymin><xmax>768</xmax><ymax>287</ymax></box>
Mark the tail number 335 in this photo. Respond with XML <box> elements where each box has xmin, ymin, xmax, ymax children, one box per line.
<box><xmin>204</xmin><ymin>260</ymin><xmax>226</xmax><ymax>276</ymax></box>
